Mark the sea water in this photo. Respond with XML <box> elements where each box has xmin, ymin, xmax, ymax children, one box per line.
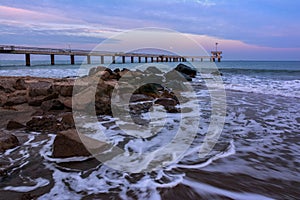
<box><xmin>0</xmin><ymin>61</ymin><xmax>299</xmax><ymax>199</ymax></box>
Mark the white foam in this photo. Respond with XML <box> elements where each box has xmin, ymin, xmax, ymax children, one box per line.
<box><xmin>4</xmin><ymin>178</ymin><xmax>50</xmax><ymax>192</ymax></box>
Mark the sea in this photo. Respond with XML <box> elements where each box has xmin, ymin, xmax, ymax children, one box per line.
<box><xmin>0</xmin><ymin>60</ymin><xmax>299</xmax><ymax>199</ymax></box>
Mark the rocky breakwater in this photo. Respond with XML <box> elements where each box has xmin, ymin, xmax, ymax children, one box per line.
<box><xmin>0</xmin><ymin>64</ymin><xmax>197</xmax><ymax>158</ymax></box>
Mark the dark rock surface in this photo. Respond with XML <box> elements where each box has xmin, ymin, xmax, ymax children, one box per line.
<box><xmin>0</xmin><ymin>131</ymin><xmax>19</xmax><ymax>152</ymax></box>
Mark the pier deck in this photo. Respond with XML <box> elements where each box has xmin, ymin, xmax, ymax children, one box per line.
<box><xmin>0</xmin><ymin>45</ymin><xmax>222</xmax><ymax>66</ymax></box>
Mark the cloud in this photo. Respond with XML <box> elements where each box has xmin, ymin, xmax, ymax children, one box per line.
<box><xmin>195</xmin><ymin>0</ymin><xmax>216</xmax><ymax>7</ymax></box>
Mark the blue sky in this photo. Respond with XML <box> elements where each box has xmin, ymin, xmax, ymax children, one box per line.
<box><xmin>0</xmin><ymin>0</ymin><xmax>300</xmax><ymax>60</ymax></box>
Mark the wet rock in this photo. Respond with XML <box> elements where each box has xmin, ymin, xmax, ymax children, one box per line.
<box><xmin>154</xmin><ymin>98</ymin><xmax>177</xmax><ymax>107</ymax></box>
<box><xmin>0</xmin><ymin>131</ymin><xmax>19</xmax><ymax>152</ymax></box>
<box><xmin>4</xmin><ymin>95</ymin><xmax>27</xmax><ymax>106</ymax></box>
<box><xmin>53</xmin><ymin>82</ymin><xmax>74</xmax><ymax>97</ymax></box>
<box><xmin>52</xmin><ymin>129</ymin><xmax>108</xmax><ymax>158</ymax></box>
<box><xmin>154</xmin><ymin>98</ymin><xmax>180</xmax><ymax>113</ymax></box>
<box><xmin>72</xmin><ymin>86</ymin><xmax>96</xmax><ymax>111</ymax></box>
<box><xmin>135</xmin><ymin>83</ymin><xmax>163</xmax><ymax>97</ymax></box>
<box><xmin>14</xmin><ymin>78</ymin><xmax>27</xmax><ymax>90</ymax></box>
<box><xmin>26</xmin><ymin>116</ymin><xmax>59</xmax><ymax>132</ymax></box>
<box><xmin>130</xmin><ymin>94</ymin><xmax>154</xmax><ymax>103</ymax></box>
<box><xmin>0</xmin><ymin>92</ymin><xmax>8</xmax><ymax>107</ymax></box>
<box><xmin>95</xmin><ymin>95</ymin><xmax>112</xmax><ymax>115</ymax></box>
<box><xmin>6</xmin><ymin>120</ymin><xmax>26</xmax><ymax>130</ymax></box>
<box><xmin>165</xmin><ymin>80</ymin><xmax>188</xmax><ymax>91</ymax></box>
<box><xmin>28</xmin><ymin>81</ymin><xmax>53</xmax><ymax>97</ymax></box>
<box><xmin>0</xmin><ymin>79</ymin><xmax>16</xmax><ymax>93</ymax></box>
<box><xmin>89</xmin><ymin>66</ymin><xmax>113</xmax><ymax>76</ymax></box>
<box><xmin>165</xmin><ymin>69</ymin><xmax>192</xmax><ymax>82</ymax></box>
<box><xmin>211</xmin><ymin>71</ymin><xmax>223</xmax><ymax>76</ymax></box>
<box><xmin>60</xmin><ymin>97</ymin><xmax>72</xmax><ymax>109</ymax></box>
<box><xmin>41</xmin><ymin>99</ymin><xmax>64</xmax><ymax>111</ymax></box>
<box><xmin>175</xmin><ymin>63</ymin><xmax>197</xmax><ymax>78</ymax></box>
<box><xmin>145</xmin><ymin>66</ymin><xmax>162</xmax><ymax>74</ymax></box>
<box><xmin>28</xmin><ymin>92</ymin><xmax>59</xmax><ymax>107</ymax></box>
<box><xmin>61</xmin><ymin>112</ymin><xmax>75</xmax><ymax>126</ymax></box>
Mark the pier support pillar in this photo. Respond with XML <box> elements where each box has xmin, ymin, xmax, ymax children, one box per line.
<box><xmin>70</xmin><ymin>55</ymin><xmax>75</xmax><ymax>65</ymax></box>
<box><xmin>138</xmin><ymin>57</ymin><xmax>141</xmax><ymax>63</ymax></box>
<box><xmin>25</xmin><ymin>53</ymin><xmax>30</xmax><ymax>66</ymax></box>
<box><xmin>87</xmin><ymin>55</ymin><xmax>91</xmax><ymax>64</ymax></box>
<box><xmin>165</xmin><ymin>57</ymin><xmax>168</xmax><ymax>62</ymax></box>
<box><xmin>151</xmin><ymin>57</ymin><xmax>154</xmax><ymax>62</ymax></box>
<box><xmin>156</xmin><ymin>57</ymin><xmax>159</xmax><ymax>62</ymax></box>
<box><xmin>201</xmin><ymin>58</ymin><xmax>203</xmax><ymax>62</ymax></box>
<box><xmin>51</xmin><ymin>54</ymin><xmax>55</xmax><ymax>65</ymax></box>
<box><xmin>101</xmin><ymin>56</ymin><xmax>104</xmax><ymax>64</ymax></box>
<box><xmin>218</xmin><ymin>57</ymin><xmax>221</xmax><ymax>62</ymax></box>
<box><xmin>131</xmin><ymin>56</ymin><xmax>134</xmax><ymax>63</ymax></box>
<box><xmin>112</xmin><ymin>56</ymin><xmax>116</xmax><ymax>64</ymax></box>
<box><xmin>145</xmin><ymin>57</ymin><xmax>148</xmax><ymax>63</ymax></box>
<box><xmin>122</xmin><ymin>56</ymin><xmax>126</xmax><ymax>64</ymax></box>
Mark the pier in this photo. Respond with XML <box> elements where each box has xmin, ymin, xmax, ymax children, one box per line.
<box><xmin>0</xmin><ymin>45</ymin><xmax>222</xmax><ymax>66</ymax></box>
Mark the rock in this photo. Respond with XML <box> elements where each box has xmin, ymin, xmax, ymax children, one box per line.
<box><xmin>41</xmin><ymin>99</ymin><xmax>64</xmax><ymax>111</ymax></box>
<box><xmin>135</xmin><ymin>83</ymin><xmax>164</xmax><ymax>97</ymax></box>
<box><xmin>72</xmin><ymin>86</ymin><xmax>96</xmax><ymax>111</ymax></box>
<box><xmin>26</xmin><ymin>116</ymin><xmax>59</xmax><ymax>132</ymax></box>
<box><xmin>164</xmin><ymin>105</ymin><xmax>180</xmax><ymax>113</ymax></box>
<box><xmin>7</xmin><ymin>120</ymin><xmax>25</xmax><ymax>130</ymax></box>
<box><xmin>60</xmin><ymin>97</ymin><xmax>72</xmax><ymax>109</ymax></box>
<box><xmin>95</xmin><ymin>71</ymin><xmax>111</xmax><ymax>81</ymax></box>
<box><xmin>211</xmin><ymin>71</ymin><xmax>223</xmax><ymax>76</ymax></box>
<box><xmin>0</xmin><ymin>79</ymin><xmax>16</xmax><ymax>93</ymax></box>
<box><xmin>0</xmin><ymin>91</ymin><xmax>8</xmax><ymax>106</ymax></box>
<box><xmin>165</xmin><ymin>69</ymin><xmax>192</xmax><ymax>82</ymax></box>
<box><xmin>28</xmin><ymin>93</ymin><xmax>59</xmax><ymax>107</ymax></box>
<box><xmin>89</xmin><ymin>66</ymin><xmax>113</xmax><ymax>76</ymax></box>
<box><xmin>60</xmin><ymin>112</ymin><xmax>75</xmax><ymax>129</ymax></box>
<box><xmin>28</xmin><ymin>81</ymin><xmax>53</xmax><ymax>97</ymax></box>
<box><xmin>118</xmin><ymin>68</ymin><xmax>130</xmax><ymax>78</ymax></box>
<box><xmin>0</xmin><ymin>131</ymin><xmax>19</xmax><ymax>152</ymax></box>
<box><xmin>175</xmin><ymin>63</ymin><xmax>197</xmax><ymax>78</ymax></box>
<box><xmin>130</xmin><ymin>94</ymin><xmax>154</xmax><ymax>102</ymax></box>
<box><xmin>145</xmin><ymin>74</ymin><xmax>163</xmax><ymax>83</ymax></box>
<box><xmin>14</xmin><ymin>78</ymin><xmax>27</xmax><ymax>90</ymax></box>
<box><xmin>154</xmin><ymin>98</ymin><xmax>177</xmax><ymax>107</ymax></box>
<box><xmin>4</xmin><ymin>96</ymin><xmax>27</xmax><ymax>106</ymax></box>
<box><xmin>95</xmin><ymin>95</ymin><xmax>112</xmax><ymax>115</ymax></box>
<box><xmin>52</xmin><ymin>129</ymin><xmax>108</xmax><ymax>158</ymax></box>
<box><xmin>53</xmin><ymin>82</ymin><xmax>73</xmax><ymax>97</ymax></box>
<box><xmin>165</xmin><ymin>80</ymin><xmax>188</xmax><ymax>91</ymax></box>
<box><xmin>145</xmin><ymin>66</ymin><xmax>162</xmax><ymax>74</ymax></box>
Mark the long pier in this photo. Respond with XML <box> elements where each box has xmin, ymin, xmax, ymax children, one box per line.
<box><xmin>0</xmin><ymin>45</ymin><xmax>222</xmax><ymax>66</ymax></box>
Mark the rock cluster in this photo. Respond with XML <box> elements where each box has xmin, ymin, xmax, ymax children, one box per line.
<box><xmin>0</xmin><ymin>64</ymin><xmax>197</xmax><ymax>157</ymax></box>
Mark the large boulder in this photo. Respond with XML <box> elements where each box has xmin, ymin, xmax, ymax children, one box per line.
<box><xmin>52</xmin><ymin>129</ymin><xmax>109</xmax><ymax>158</ymax></box>
<box><xmin>14</xmin><ymin>78</ymin><xmax>27</xmax><ymax>90</ymax></box>
<box><xmin>175</xmin><ymin>63</ymin><xmax>197</xmax><ymax>78</ymax></box>
<box><xmin>130</xmin><ymin>94</ymin><xmax>154</xmax><ymax>103</ymax></box>
<box><xmin>165</xmin><ymin>69</ymin><xmax>192</xmax><ymax>82</ymax></box>
<box><xmin>6</xmin><ymin>120</ymin><xmax>26</xmax><ymax>130</ymax></box>
<box><xmin>145</xmin><ymin>66</ymin><xmax>162</xmax><ymax>74</ymax></box>
<box><xmin>41</xmin><ymin>99</ymin><xmax>65</xmax><ymax>111</ymax></box>
<box><xmin>53</xmin><ymin>81</ymin><xmax>74</xmax><ymax>97</ymax></box>
<box><xmin>28</xmin><ymin>81</ymin><xmax>53</xmax><ymax>97</ymax></box>
<box><xmin>26</xmin><ymin>116</ymin><xmax>59</xmax><ymax>132</ymax></box>
<box><xmin>0</xmin><ymin>131</ymin><xmax>19</xmax><ymax>152</ymax></box>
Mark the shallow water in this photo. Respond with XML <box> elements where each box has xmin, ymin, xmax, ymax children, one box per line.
<box><xmin>0</xmin><ymin>61</ymin><xmax>299</xmax><ymax>199</ymax></box>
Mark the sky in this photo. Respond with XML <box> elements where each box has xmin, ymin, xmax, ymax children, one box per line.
<box><xmin>0</xmin><ymin>0</ymin><xmax>300</xmax><ymax>60</ymax></box>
